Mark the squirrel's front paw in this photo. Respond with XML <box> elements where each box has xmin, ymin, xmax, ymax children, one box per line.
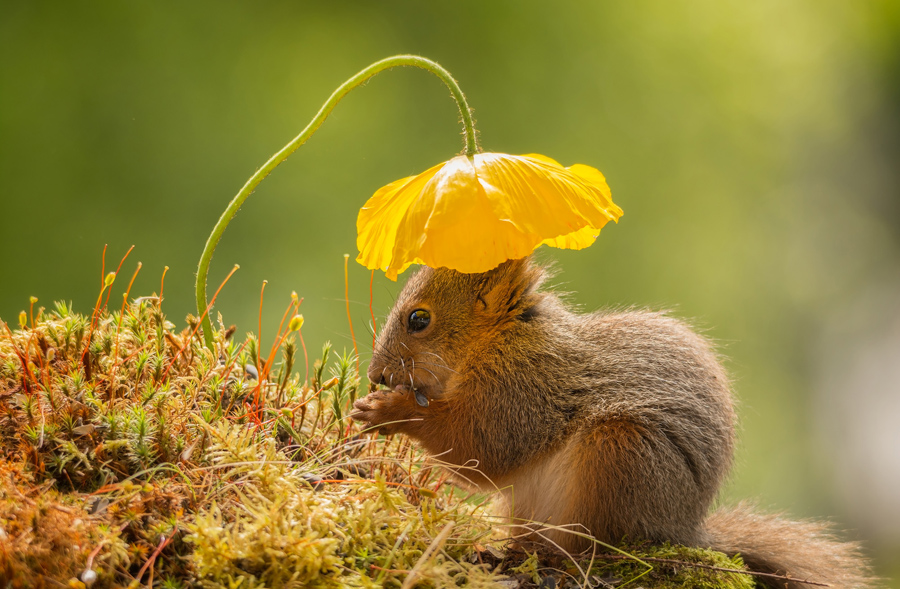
<box><xmin>350</xmin><ymin>387</ymin><xmax>419</xmax><ymax>435</ymax></box>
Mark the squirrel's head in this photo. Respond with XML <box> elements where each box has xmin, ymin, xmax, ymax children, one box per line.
<box><xmin>367</xmin><ymin>257</ymin><xmax>547</xmax><ymax>400</ymax></box>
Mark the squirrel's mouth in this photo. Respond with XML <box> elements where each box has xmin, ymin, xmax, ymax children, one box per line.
<box><xmin>370</xmin><ymin>370</ymin><xmax>428</xmax><ymax>392</ymax></box>
<box><xmin>368</xmin><ymin>382</ymin><xmax>431</xmax><ymax>408</ymax></box>
<box><xmin>403</xmin><ymin>384</ymin><xmax>430</xmax><ymax>407</ymax></box>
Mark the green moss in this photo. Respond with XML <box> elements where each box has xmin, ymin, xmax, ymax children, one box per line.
<box><xmin>585</xmin><ymin>544</ymin><xmax>757</xmax><ymax>589</ymax></box>
<box><xmin>0</xmin><ymin>293</ymin><xmax>757</xmax><ymax>588</ymax></box>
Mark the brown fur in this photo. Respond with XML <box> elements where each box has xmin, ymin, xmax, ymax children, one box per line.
<box><xmin>351</xmin><ymin>258</ymin><xmax>877</xmax><ymax>588</ymax></box>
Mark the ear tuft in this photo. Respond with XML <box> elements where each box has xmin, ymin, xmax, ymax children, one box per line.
<box><xmin>475</xmin><ymin>257</ymin><xmax>546</xmax><ymax>322</ymax></box>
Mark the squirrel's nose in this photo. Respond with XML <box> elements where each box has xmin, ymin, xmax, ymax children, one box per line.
<box><xmin>366</xmin><ymin>365</ymin><xmax>387</xmax><ymax>386</ymax></box>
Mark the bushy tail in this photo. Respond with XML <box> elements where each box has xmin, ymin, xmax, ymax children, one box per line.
<box><xmin>704</xmin><ymin>502</ymin><xmax>878</xmax><ymax>589</ymax></box>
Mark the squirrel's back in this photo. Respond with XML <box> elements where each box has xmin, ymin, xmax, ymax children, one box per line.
<box><xmin>491</xmin><ymin>306</ymin><xmax>734</xmax><ymax>548</ymax></box>
<box><xmin>572</xmin><ymin>308</ymin><xmax>736</xmax><ymax>499</ymax></box>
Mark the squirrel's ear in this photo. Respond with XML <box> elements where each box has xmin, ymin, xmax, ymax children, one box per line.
<box><xmin>474</xmin><ymin>257</ymin><xmax>545</xmax><ymax>320</ymax></box>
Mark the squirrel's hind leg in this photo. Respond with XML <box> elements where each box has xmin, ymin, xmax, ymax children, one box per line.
<box><xmin>504</xmin><ymin>417</ymin><xmax>712</xmax><ymax>554</ymax></box>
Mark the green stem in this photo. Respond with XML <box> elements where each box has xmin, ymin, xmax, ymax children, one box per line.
<box><xmin>196</xmin><ymin>55</ymin><xmax>479</xmax><ymax>351</ymax></box>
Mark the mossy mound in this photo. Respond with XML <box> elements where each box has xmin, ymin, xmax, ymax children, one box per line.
<box><xmin>0</xmin><ymin>293</ymin><xmax>759</xmax><ymax>588</ymax></box>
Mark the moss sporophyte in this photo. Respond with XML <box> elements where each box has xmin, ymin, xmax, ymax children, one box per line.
<box><xmin>195</xmin><ymin>55</ymin><xmax>622</xmax><ymax>349</ymax></box>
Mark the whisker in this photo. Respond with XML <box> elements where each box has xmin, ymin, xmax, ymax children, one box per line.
<box><xmin>415</xmin><ymin>360</ymin><xmax>458</xmax><ymax>375</ymax></box>
<box><xmin>371</xmin><ymin>339</ymin><xmax>401</xmax><ymax>363</ymax></box>
<box><xmin>416</xmin><ymin>351</ymin><xmax>457</xmax><ymax>373</ymax></box>
<box><xmin>417</xmin><ymin>365</ymin><xmax>440</xmax><ymax>385</ymax></box>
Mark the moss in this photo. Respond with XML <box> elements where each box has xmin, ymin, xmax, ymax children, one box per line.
<box><xmin>587</xmin><ymin>544</ymin><xmax>757</xmax><ymax>589</ymax></box>
<box><xmin>0</xmin><ymin>293</ymin><xmax>758</xmax><ymax>588</ymax></box>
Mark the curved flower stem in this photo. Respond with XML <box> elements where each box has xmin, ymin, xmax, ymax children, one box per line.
<box><xmin>196</xmin><ymin>55</ymin><xmax>479</xmax><ymax>351</ymax></box>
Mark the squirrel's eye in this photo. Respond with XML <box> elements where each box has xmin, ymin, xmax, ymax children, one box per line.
<box><xmin>407</xmin><ymin>309</ymin><xmax>431</xmax><ymax>332</ymax></box>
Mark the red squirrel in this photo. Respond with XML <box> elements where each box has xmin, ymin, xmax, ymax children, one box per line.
<box><xmin>351</xmin><ymin>257</ymin><xmax>875</xmax><ymax>588</ymax></box>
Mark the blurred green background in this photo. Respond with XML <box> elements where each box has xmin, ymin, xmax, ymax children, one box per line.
<box><xmin>2</xmin><ymin>1</ymin><xmax>898</xmax><ymax>583</ymax></box>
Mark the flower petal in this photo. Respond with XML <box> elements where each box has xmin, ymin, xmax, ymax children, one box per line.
<box><xmin>475</xmin><ymin>154</ymin><xmax>618</xmax><ymax>240</ymax></box>
<box><xmin>356</xmin><ymin>152</ymin><xmax>623</xmax><ymax>279</ymax></box>
<box><xmin>520</xmin><ymin>153</ymin><xmax>565</xmax><ymax>167</ymax></box>
<box><xmin>356</xmin><ymin>162</ymin><xmax>444</xmax><ymax>277</ymax></box>
<box><xmin>540</xmin><ymin>225</ymin><xmax>600</xmax><ymax>249</ymax></box>
<box><xmin>567</xmin><ymin>163</ymin><xmax>622</xmax><ymax>219</ymax></box>
<box><xmin>412</xmin><ymin>156</ymin><xmax>518</xmax><ymax>273</ymax></box>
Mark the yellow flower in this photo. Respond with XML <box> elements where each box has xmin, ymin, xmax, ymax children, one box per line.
<box><xmin>356</xmin><ymin>152</ymin><xmax>623</xmax><ymax>280</ymax></box>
